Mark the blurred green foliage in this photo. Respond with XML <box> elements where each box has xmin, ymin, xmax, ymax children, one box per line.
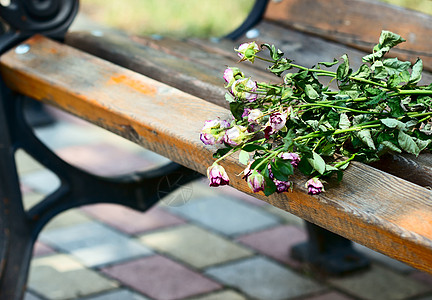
<box><xmin>380</xmin><ymin>0</ymin><xmax>432</xmax><ymax>14</ymax></box>
<box><xmin>80</xmin><ymin>0</ymin><xmax>432</xmax><ymax>38</ymax></box>
<box><xmin>80</xmin><ymin>0</ymin><xmax>254</xmax><ymax>38</ymax></box>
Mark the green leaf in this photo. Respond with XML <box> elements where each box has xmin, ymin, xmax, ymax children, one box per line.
<box><xmin>398</xmin><ymin>130</ymin><xmax>420</xmax><ymax>155</ymax></box>
<box><xmin>380</xmin><ymin>118</ymin><xmax>406</xmax><ymax>130</ymax></box>
<box><xmin>229</xmin><ymin>102</ymin><xmax>245</xmax><ymax>121</ymax></box>
<box><xmin>380</xmin><ymin>141</ymin><xmax>402</xmax><ymax>153</ymax></box>
<box><xmin>250</xmin><ymin>158</ymin><xmax>267</xmax><ymax>171</ymax></box>
<box><xmin>409</xmin><ymin>58</ymin><xmax>423</xmax><ymax>84</ymax></box>
<box><xmin>378</xmin><ymin>30</ymin><xmax>406</xmax><ymax>50</ymax></box>
<box><xmin>305</xmin><ymin>84</ymin><xmax>319</xmax><ymax>99</ymax></box>
<box><xmin>263</xmin><ymin>175</ymin><xmax>277</xmax><ymax>196</ymax></box>
<box><xmin>307</xmin><ymin>152</ymin><xmax>326</xmax><ymax>175</ymax></box>
<box><xmin>415</xmin><ymin>138</ymin><xmax>431</xmax><ymax>152</ymax></box>
<box><xmin>213</xmin><ymin>147</ymin><xmax>232</xmax><ymax>159</ymax></box>
<box><xmin>339</xmin><ymin>113</ymin><xmax>351</xmax><ymax>130</ymax></box>
<box><xmin>351</xmin><ymin>64</ymin><xmax>371</xmax><ymax>79</ymax></box>
<box><xmin>275</xmin><ymin>158</ymin><xmax>294</xmax><ymax>176</ymax></box>
<box><xmin>242</xmin><ymin>144</ymin><xmax>266</xmax><ymax>152</ymax></box>
<box><xmin>318</xmin><ymin>58</ymin><xmax>338</xmax><ymax>68</ymax></box>
<box><xmin>225</xmin><ymin>93</ymin><xmax>235</xmax><ymax>103</ymax></box>
<box><xmin>363</xmin><ymin>31</ymin><xmax>405</xmax><ymax>62</ymax></box>
<box><xmin>297</xmin><ymin>157</ymin><xmax>314</xmax><ymax>176</ymax></box>
<box><xmin>383</xmin><ymin>57</ymin><xmax>411</xmax><ymax>76</ymax></box>
<box><xmin>356</xmin><ymin>129</ymin><xmax>376</xmax><ymax>150</ymax></box>
<box><xmin>337</xmin><ymin>54</ymin><xmax>350</xmax><ymax>80</ymax></box>
<box><xmin>371</xmin><ymin>61</ymin><xmax>388</xmax><ymax>79</ymax></box>
<box><xmin>270</xmin><ymin>161</ymin><xmax>290</xmax><ymax>182</ymax></box>
<box><xmin>238</xmin><ymin>150</ymin><xmax>250</xmax><ymax>165</ymax></box>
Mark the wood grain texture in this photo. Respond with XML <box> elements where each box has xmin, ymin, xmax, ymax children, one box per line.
<box><xmin>264</xmin><ymin>0</ymin><xmax>432</xmax><ymax>71</ymax></box>
<box><xmin>65</xmin><ymin>31</ymin><xmax>274</xmax><ymax>108</ymax></box>
<box><xmin>2</xmin><ymin>36</ymin><xmax>432</xmax><ymax>272</ymax></box>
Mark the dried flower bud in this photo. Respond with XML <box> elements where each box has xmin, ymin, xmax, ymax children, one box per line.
<box><xmin>247</xmin><ymin>170</ymin><xmax>265</xmax><ymax>193</ymax></box>
<box><xmin>235</xmin><ymin>41</ymin><xmax>260</xmax><ymax>63</ymax></box>
<box><xmin>278</xmin><ymin>152</ymin><xmax>300</xmax><ymax>167</ymax></box>
<box><xmin>207</xmin><ymin>164</ymin><xmax>230</xmax><ymax>187</ymax></box>
<box><xmin>223</xmin><ymin>125</ymin><xmax>248</xmax><ymax>146</ymax></box>
<box><xmin>305</xmin><ymin>178</ymin><xmax>325</xmax><ymax>195</ymax></box>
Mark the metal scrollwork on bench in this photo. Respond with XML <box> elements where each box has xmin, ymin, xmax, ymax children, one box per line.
<box><xmin>0</xmin><ymin>1</ymin><xmax>201</xmax><ymax>299</ymax></box>
<box><xmin>0</xmin><ymin>0</ymin><xmax>79</xmax><ymax>53</ymax></box>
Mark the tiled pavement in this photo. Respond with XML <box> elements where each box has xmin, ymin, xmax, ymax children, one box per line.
<box><xmin>18</xmin><ymin>104</ymin><xmax>432</xmax><ymax>300</ymax></box>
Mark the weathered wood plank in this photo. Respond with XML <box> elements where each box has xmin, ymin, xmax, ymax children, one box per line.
<box><xmin>2</xmin><ymin>36</ymin><xmax>432</xmax><ymax>273</ymax></box>
<box><xmin>264</xmin><ymin>0</ymin><xmax>432</xmax><ymax>71</ymax></box>
<box><xmin>65</xmin><ymin>31</ymin><xmax>274</xmax><ymax>109</ymax></box>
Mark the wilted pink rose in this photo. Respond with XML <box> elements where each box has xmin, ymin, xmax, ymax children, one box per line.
<box><xmin>247</xmin><ymin>109</ymin><xmax>264</xmax><ymax>124</ymax></box>
<box><xmin>207</xmin><ymin>164</ymin><xmax>230</xmax><ymax>187</ymax></box>
<box><xmin>278</xmin><ymin>152</ymin><xmax>300</xmax><ymax>167</ymax></box>
<box><xmin>305</xmin><ymin>178</ymin><xmax>325</xmax><ymax>195</ymax></box>
<box><xmin>200</xmin><ymin>119</ymin><xmax>231</xmax><ymax>145</ymax></box>
<box><xmin>274</xmin><ymin>179</ymin><xmax>291</xmax><ymax>193</ymax></box>
<box><xmin>247</xmin><ymin>170</ymin><xmax>265</xmax><ymax>193</ymax></box>
<box><xmin>231</xmin><ymin>78</ymin><xmax>258</xmax><ymax>102</ymax></box>
<box><xmin>223</xmin><ymin>125</ymin><xmax>248</xmax><ymax>146</ymax></box>
<box><xmin>223</xmin><ymin>68</ymin><xmax>234</xmax><ymax>84</ymax></box>
<box><xmin>235</xmin><ymin>41</ymin><xmax>260</xmax><ymax>63</ymax></box>
<box><xmin>264</xmin><ymin>112</ymin><xmax>287</xmax><ymax>138</ymax></box>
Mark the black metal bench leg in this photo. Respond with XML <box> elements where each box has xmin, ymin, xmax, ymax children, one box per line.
<box><xmin>291</xmin><ymin>221</ymin><xmax>371</xmax><ymax>276</ymax></box>
<box><xmin>0</xmin><ymin>83</ymin><xmax>201</xmax><ymax>299</ymax></box>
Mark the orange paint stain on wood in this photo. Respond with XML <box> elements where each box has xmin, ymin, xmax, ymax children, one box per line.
<box><xmin>108</xmin><ymin>74</ymin><xmax>157</xmax><ymax>96</ymax></box>
<box><xmin>398</xmin><ymin>210</ymin><xmax>432</xmax><ymax>239</ymax></box>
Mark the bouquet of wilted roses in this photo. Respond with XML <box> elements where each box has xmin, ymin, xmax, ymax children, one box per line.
<box><xmin>201</xmin><ymin>31</ymin><xmax>432</xmax><ymax>196</ymax></box>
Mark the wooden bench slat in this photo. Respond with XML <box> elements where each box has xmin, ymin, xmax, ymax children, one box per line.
<box><xmin>264</xmin><ymin>0</ymin><xmax>432</xmax><ymax>71</ymax></box>
<box><xmin>2</xmin><ymin>35</ymin><xmax>432</xmax><ymax>272</ymax></box>
<box><xmin>65</xmin><ymin>31</ymin><xmax>274</xmax><ymax>109</ymax></box>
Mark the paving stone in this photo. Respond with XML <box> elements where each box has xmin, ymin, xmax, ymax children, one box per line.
<box><xmin>40</xmin><ymin>222</ymin><xmax>153</xmax><ymax>267</ymax></box>
<box><xmin>34</xmin><ymin>121</ymin><xmax>106</xmax><ymax>149</ymax></box>
<box><xmin>354</xmin><ymin>243</ymin><xmax>415</xmax><ymax>273</ymax></box>
<box><xmin>411</xmin><ymin>271</ymin><xmax>432</xmax><ymax>285</ymax></box>
<box><xmin>329</xmin><ymin>264</ymin><xmax>432</xmax><ymax>300</ymax></box>
<box><xmin>24</xmin><ymin>292</ymin><xmax>42</xmax><ymax>300</ymax></box>
<box><xmin>236</xmin><ymin>225</ymin><xmax>306</xmax><ymax>268</ymax></box>
<box><xmin>33</xmin><ymin>241</ymin><xmax>56</xmax><ymax>257</ymax></box>
<box><xmin>205</xmin><ymin>256</ymin><xmax>324</xmax><ymax>300</ymax></box>
<box><xmin>43</xmin><ymin>208</ymin><xmax>92</xmax><ymax>231</ymax></box>
<box><xmin>23</xmin><ymin>191</ymin><xmax>44</xmax><ymax>211</ymax></box>
<box><xmin>20</xmin><ymin>168</ymin><xmax>60</xmax><ymax>195</ymax></box>
<box><xmin>28</xmin><ymin>254</ymin><xmax>118</xmax><ymax>299</ymax></box>
<box><xmin>218</xmin><ymin>185</ymin><xmax>267</xmax><ymax>206</ymax></box>
<box><xmin>301</xmin><ymin>291</ymin><xmax>355</xmax><ymax>300</ymax></box>
<box><xmin>139</xmin><ymin>224</ymin><xmax>253</xmax><ymax>269</ymax></box>
<box><xmin>166</xmin><ymin>196</ymin><xmax>280</xmax><ymax>236</ymax></box>
<box><xmin>185</xmin><ymin>289</ymin><xmax>247</xmax><ymax>300</ymax></box>
<box><xmin>262</xmin><ymin>204</ymin><xmax>305</xmax><ymax>227</ymax></box>
<box><xmin>15</xmin><ymin>149</ymin><xmax>44</xmax><ymax>175</ymax></box>
<box><xmin>79</xmin><ymin>289</ymin><xmax>150</xmax><ymax>300</ymax></box>
<box><xmin>81</xmin><ymin>203</ymin><xmax>186</xmax><ymax>234</ymax></box>
<box><xmin>102</xmin><ymin>255</ymin><xmax>221</xmax><ymax>300</ymax></box>
<box><xmin>56</xmin><ymin>143</ymin><xmax>161</xmax><ymax>176</ymax></box>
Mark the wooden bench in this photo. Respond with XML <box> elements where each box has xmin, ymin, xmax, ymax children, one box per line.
<box><xmin>2</xmin><ymin>0</ymin><xmax>432</xmax><ymax>298</ymax></box>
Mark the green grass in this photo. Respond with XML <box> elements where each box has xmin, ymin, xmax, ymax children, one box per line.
<box><xmin>80</xmin><ymin>0</ymin><xmax>254</xmax><ymax>38</ymax></box>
